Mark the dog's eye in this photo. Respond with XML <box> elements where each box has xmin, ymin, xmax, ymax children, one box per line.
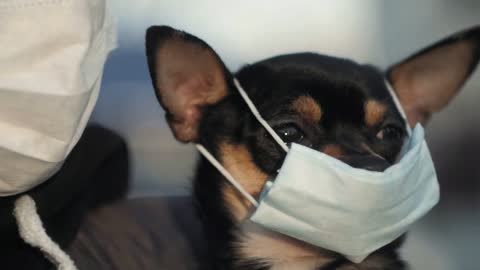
<box><xmin>274</xmin><ymin>123</ymin><xmax>304</xmax><ymax>144</ymax></box>
<box><xmin>376</xmin><ymin>125</ymin><xmax>404</xmax><ymax>140</ymax></box>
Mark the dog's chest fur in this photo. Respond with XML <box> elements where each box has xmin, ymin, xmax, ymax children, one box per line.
<box><xmin>232</xmin><ymin>220</ymin><xmax>401</xmax><ymax>270</ymax></box>
<box><xmin>236</xmin><ymin>221</ymin><xmax>334</xmax><ymax>270</ymax></box>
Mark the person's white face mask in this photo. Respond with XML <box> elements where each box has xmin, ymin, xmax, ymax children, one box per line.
<box><xmin>0</xmin><ymin>0</ymin><xmax>117</xmax><ymax>196</ymax></box>
<box><xmin>196</xmin><ymin>78</ymin><xmax>440</xmax><ymax>263</ymax></box>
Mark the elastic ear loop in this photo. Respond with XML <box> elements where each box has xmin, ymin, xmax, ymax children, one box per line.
<box><xmin>385</xmin><ymin>79</ymin><xmax>412</xmax><ymax>136</ymax></box>
<box><xmin>196</xmin><ymin>144</ymin><xmax>259</xmax><ymax>207</ymax></box>
<box><xmin>195</xmin><ymin>78</ymin><xmax>289</xmax><ymax>208</ymax></box>
<box><xmin>233</xmin><ymin>78</ymin><xmax>289</xmax><ymax>153</ymax></box>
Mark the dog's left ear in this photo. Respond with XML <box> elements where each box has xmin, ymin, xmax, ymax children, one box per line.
<box><xmin>387</xmin><ymin>26</ymin><xmax>480</xmax><ymax>127</ymax></box>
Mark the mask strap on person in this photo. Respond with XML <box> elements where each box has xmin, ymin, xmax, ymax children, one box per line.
<box><xmin>195</xmin><ymin>78</ymin><xmax>289</xmax><ymax>207</ymax></box>
<box><xmin>13</xmin><ymin>195</ymin><xmax>78</xmax><ymax>270</ymax></box>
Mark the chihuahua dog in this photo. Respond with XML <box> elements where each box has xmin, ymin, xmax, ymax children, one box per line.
<box><xmin>145</xmin><ymin>25</ymin><xmax>480</xmax><ymax>270</ymax></box>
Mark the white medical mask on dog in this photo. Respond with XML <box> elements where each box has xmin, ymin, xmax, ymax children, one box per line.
<box><xmin>196</xmin><ymin>78</ymin><xmax>440</xmax><ymax>263</ymax></box>
<box><xmin>0</xmin><ymin>0</ymin><xmax>117</xmax><ymax>196</ymax></box>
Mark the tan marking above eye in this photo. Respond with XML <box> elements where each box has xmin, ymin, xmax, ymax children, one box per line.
<box><xmin>365</xmin><ymin>100</ymin><xmax>387</xmax><ymax>127</ymax></box>
<box><xmin>322</xmin><ymin>144</ymin><xmax>343</xmax><ymax>158</ymax></box>
<box><xmin>291</xmin><ymin>96</ymin><xmax>322</xmax><ymax>123</ymax></box>
<box><xmin>219</xmin><ymin>143</ymin><xmax>268</xmax><ymax>221</ymax></box>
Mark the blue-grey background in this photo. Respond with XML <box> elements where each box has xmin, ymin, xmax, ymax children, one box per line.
<box><xmin>91</xmin><ymin>1</ymin><xmax>480</xmax><ymax>269</ymax></box>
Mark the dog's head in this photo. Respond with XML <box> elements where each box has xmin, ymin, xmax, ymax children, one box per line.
<box><xmin>146</xmin><ymin>26</ymin><xmax>479</xmax><ymax>217</ymax></box>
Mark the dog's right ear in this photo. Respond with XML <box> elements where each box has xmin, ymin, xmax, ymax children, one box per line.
<box><xmin>387</xmin><ymin>26</ymin><xmax>480</xmax><ymax>127</ymax></box>
<box><xmin>146</xmin><ymin>26</ymin><xmax>230</xmax><ymax>142</ymax></box>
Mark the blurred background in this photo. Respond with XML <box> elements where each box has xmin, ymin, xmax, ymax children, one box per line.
<box><xmin>91</xmin><ymin>1</ymin><xmax>480</xmax><ymax>269</ymax></box>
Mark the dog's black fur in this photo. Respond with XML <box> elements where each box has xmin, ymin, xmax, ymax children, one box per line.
<box><xmin>146</xmin><ymin>25</ymin><xmax>480</xmax><ymax>270</ymax></box>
